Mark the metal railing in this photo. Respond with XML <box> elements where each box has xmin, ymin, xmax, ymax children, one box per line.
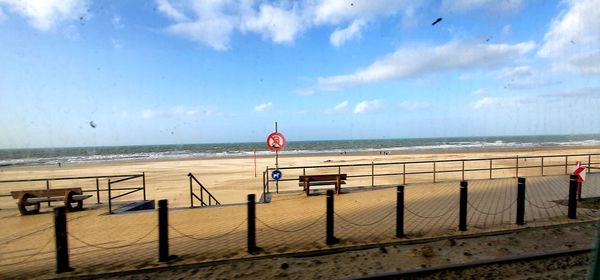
<box><xmin>0</xmin><ymin>173</ymin><xmax>147</xmax><ymax>214</ymax></box>
<box><xmin>188</xmin><ymin>173</ymin><xmax>220</xmax><ymax>207</ymax></box>
<box><xmin>263</xmin><ymin>153</ymin><xmax>600</xmax><ymax>198</ymax></box>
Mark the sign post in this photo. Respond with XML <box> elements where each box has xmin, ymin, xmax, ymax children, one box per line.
<box><xmin>572</xmin><ymin>161</ymin><xmax>587</xmax><ymax>201</ymax></box>
<box><xmin>266</xmin><ymin>122</ymin><xmax>286</xmax><ymax>193</ymax></box>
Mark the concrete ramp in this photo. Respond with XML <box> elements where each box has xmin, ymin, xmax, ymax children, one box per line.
<box><xmin>112</xmin><ymin>200</ymin><xmax>155</xmax><ymax>214</ymax></box>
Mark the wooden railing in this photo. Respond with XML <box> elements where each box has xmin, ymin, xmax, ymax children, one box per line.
<box><xmin>0</xmin><ymin>173</ymin><xmax>147</xmax><ymax>214</ymax></box>
<box><xmin>263</xmin><ymin>153</ymin><xmax>600</xmax><ymax>198</ymax></box>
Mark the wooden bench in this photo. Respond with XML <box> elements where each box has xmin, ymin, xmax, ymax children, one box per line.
<box><xmin>299</xmin><ymin>174</ymin><xmax>347</xmax><ymax>196</ymax></box>
<box><xmin>10</xmin><ymin>188</ymin><xmax>92</xmax><ymax>215</ymax></box>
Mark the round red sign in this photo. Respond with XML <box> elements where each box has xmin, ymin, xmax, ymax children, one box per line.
<box><xmin>266</xmin><ymin>132</ymin><xmax>286</xmax><ymax>151</ymax></box>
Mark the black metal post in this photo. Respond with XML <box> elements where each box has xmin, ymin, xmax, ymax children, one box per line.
<box><xmin>568</xmin><ymin>174</ymin><xmax>578</xmax><ymax>219</ymax></box>
<box><xmin>326</xmin><ymin>190</ymin><xmax>339</xmax><ymax>245</ymax></box>
<box><xmin>189</xmin><ymin>175</ymin><xmax>193</xmax><ymax>208</ymax></box>
<box><xmin>107</xmin><ymin>179</ymin><xmax>112</xmax><ymax>214</ymax></box>
<box><xmin>158</xmin><ymin>199</ymin><xmax>173</xmax><ymax>262</ymax></box>
<box><xmin>516</xmin><ymin>177</ymin><xmax>526</xmax><ymax>225</ymax></box>
<box><xmin>459</xmin><ymin>181</ymin><xmax>468</xmax><ymax>231</ymax></box>
<box><xmin>142</xmin><ymin>172</ymin><xmax>147</xmax><ymax>201</ymax></box>
<box><xmin>247</xmin><ymin>194</ymin><xmax>260</xmax><ymax>253</ymax></box>
<box><xmin>462</xmin><ymin>160</ymin><xmax>465</xmax><ymax>181</ymax></box>
<box><xmin>515</xmin><ymin>156</ymin><xmax>519</xmax><ymax>178</ymax></box>
<box><xmin>396</xmin><ymin>185</ymin><xmax>405</xmax><ymax>238</ymax></box>
<box><xmin>95</xmin><ymin>178</ymin><xmax>100</xmax><ymax>204</ymax></box>
<box><xmin>433</xmin><ymin>162</ymin><xmax>436</xmax><ymax>183</ymax></box>
<box><xmin>54</xmin><ymin>206</ymin><xmax>73</xmax><ymax>273</ymax></box>
<box><xmin>46</xmin><ymin>180</ymin><xmax>51</xmax><ymax>207</ymax></box>
<box><xmin>403</xmin><ymin>164</ymin><xmax>406</xmax><ymax>185</ymax></box>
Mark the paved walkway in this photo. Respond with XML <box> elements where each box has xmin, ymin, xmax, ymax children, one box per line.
<box><xmin>1</xmin><ymin>174</ymin><xmax>599</xmax><ymax>279</ymax></box>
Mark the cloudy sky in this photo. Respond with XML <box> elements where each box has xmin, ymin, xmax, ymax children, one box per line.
<box><xmin>0</xmin><ymin>0</ymin><xmax>599</xmax><ymax>148</ymax></box>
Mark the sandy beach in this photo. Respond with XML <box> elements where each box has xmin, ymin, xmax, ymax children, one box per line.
<box><xmin>1</xmin><ymin>146</ymin><xmax>599</xmax><ymax>208</ymax></box>
<box><xmin>0</xmin><ymin>146</ymin><xmax>599</xmax><ymax>279</ymax></box>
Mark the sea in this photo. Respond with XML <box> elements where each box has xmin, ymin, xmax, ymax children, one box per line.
<box><xmin>1</xmin><ymin>134</ymin><xmax>599</xmax><ymax>167</ymax></box>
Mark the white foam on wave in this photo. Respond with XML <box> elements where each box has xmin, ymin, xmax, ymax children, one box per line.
<box><xmin>1</xmin><ymin>139</ymin><xmax>599</xmax><ymax>167</ymax></box>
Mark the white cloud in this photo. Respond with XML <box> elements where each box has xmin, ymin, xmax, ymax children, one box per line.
<box><xmin>330</xmin><ymin>19</ymin><xmax>366</xmax><ymax>47</ymax></box>
<box><xmin>111</xmin><ymin>39</ymin><xmax>122</xmax><ymax>50</ymax></box>
<box><xmin>569</xmin><ymin>51</ymin><xmax>600</xmax><ymax>75</ymax></box>
<box><xmin>156</xmin><ymin>0</ymin><xmax>188</xmax><ymax>21</ymax></box>
<box><xmin>156</xmin><ymin>0</ymin><xmax>422</xmax><ymax>49</ymax></box>
<box><xmin>497</xmin><ymin>66</ymin><xmax>561</xmax><ymax>90</ymax></box>
<box><xmin>398</xmin><ymin>101</ymin><xmax>431</xmax><ymax>111</ymax></box>
<box><xmin>0</xmin><ymin>7</ymin><xmax>6</xmax><ymax>22</ymax></box>
<box><xmin>538</xmin><ymin>0</ymin><xmax>600</xmax><ymax>58</ymax></box>
<box><xmin>538</xmin><ymin>0</ymin><xmax>600</xmax><ymax>75</ymax></box>
<box><xmin>112</xmin><ymin>15</ymin><xmax>123</xmax><ymax>29</ymax></box>
<box><xmin>313</xmin><ymin>0</ymin><xmax>416</xmax><ymax>25</ymax></box>
<box><xmin>318</xmin><ymin>40</ymin><xmax>535</xmax><ymax>90</ymax></box>
<box><xmin>501</xmin><ymin>24</ymin><xmax>512</xmax><ymax>37</ymax></box>
<box><xmin>471</xmin><ymin>88</ymin><xmax>486</xmax><ymax>96</ymax></box>
<box><xmin>141</xmin><ymin>106</ymin><xmax>214</xmax><ymax>119</ymax></box>
<box><xmin>472</xmin><ymin>97</ymin><xmax>499</xmax><ymax>109</ymax></box>
<box><xmin>241</xmin><ymin>4</ymin><xmax>304</xmax><ymax>44</ymax></box>
<box><xmin>0</xmin><ymin>0</ymin><xmax>90</xmax><ymax>31</ymax></box>
<box><xmin>472</xmin><ymin>96</ymin><xmax>533</xmax><ymax>109</ymax></box>
<box><xmin>253</xmin><ymin>102</ymin><xmax>272</xmax><ymax>112</ymax></box>
<box><xmin>440</xmin><ymin>0</ymin><xmax>523</xmax><ymax>13</ymax></box>
<box><xmin>354</xmin><ymin>99</ymin><xmax>382</xmax><ymax>114</ymax></box>
<box><xmin>497</xmin><ymin>65</ymin><xmax>533</xmax><ymax>80</ymax></box>
<box><xmin>163</xmin><ymin>0</ymin><xmax>237</xmax><ymax>51</ymax></box>
<box><xmin>142</xmin><ymin>109</ymin><xmax>158</xmax><ymax>119</ymax></box>
<box><xmin>291</xmin><ymin>88</ymin><xmax>315</xmax><ymax>96</ymax></box>
<box><xmin>333</xmin><ymin>100</ymin><xmax>349</xmax><ymax>111</ymax></box>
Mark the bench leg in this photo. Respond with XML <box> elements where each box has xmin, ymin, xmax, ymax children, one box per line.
<box><xmin>304</xmin><ymin>181</ymin><xmax>310</xmax><ymax>196</ymax></box>
<box><xmin>18</xmin><ymin>193</ymin><xmax>40</xmax><ymax>215</ymax></box>
<box><xmin>64</xmin><ymin>191</ymin><xmax>83</xmax><ymax>212</ymax></box>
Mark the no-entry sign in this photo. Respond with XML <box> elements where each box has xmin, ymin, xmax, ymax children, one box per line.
<box><xmin>266</xmin><ymin>132</ymin><xmax>286</xmax><ymax>151</ymax></box>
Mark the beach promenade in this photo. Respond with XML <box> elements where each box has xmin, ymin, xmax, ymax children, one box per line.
<box><xmin>1</xmin><ymin>173</ymin><xmax>599</xmax><ymax>279</ymax></box>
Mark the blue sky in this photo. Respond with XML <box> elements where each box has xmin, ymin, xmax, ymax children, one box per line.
<box><xmin>0</xmin><ymin>0</ymin><xmax>599</xmax><ymax>148</ymax></box>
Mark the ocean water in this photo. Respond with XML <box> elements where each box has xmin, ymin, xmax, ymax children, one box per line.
<box><xmin>0</xmin><ymin>134</ymin><xmax>599</xmax><ymax>167</ymax></box>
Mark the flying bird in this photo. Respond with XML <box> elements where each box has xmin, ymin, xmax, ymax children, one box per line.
<box><xmin>432</xmin><ymin>18</ymin><xmax>442</xmax><ymax>26</ymax></box>
<box><xmin>89</xmin><ymin>121</ymin><xmax>96</xmax><ymax>128</ymax></box>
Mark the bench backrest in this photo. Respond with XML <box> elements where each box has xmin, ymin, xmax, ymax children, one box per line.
<box><xmin>10</xmin><ymin>187</ymin><xmax>83</xmax><ymax>199</ymax></box>
<box><xmin>299</xmin><ymin>174</ymin><xmax>347</xmax><ymax>181</ymax></box>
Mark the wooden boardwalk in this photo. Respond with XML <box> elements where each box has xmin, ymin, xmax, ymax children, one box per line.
<box><xmin>1</xmin><ymin>174</ymin><xmax>598</xmax><ymax>278</ymax></box>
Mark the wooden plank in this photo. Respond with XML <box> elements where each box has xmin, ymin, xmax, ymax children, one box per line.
<box><xmin>10</xmin><ymin>188</ymin><xmax>83</xmax><ymax>199</ymax></box>
<box><xmin>299</xmin><ymin>174</ymin><xmax>347</xmax><ymax>181</ymax></box>
<box><xmin>26</xmin><ymin>194</ymin><xmax>92</xmax><ymax>203</ymax></box>
<box><xmin>298</xmin><ymin>181</ymin><xmax>346</xmax><ymax>187</ymax></box>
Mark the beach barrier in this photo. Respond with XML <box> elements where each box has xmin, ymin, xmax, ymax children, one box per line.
<box><xmin>263</xmin><ymin>153</ymin><xmax>600</xmax><ymax>198</ymax></box>
<box><xmin>26</xmin><ymin>174</ymin><xmax>598</xmax><ymax>277</ymax></box>
<box><xmin>0</xmin><ymin>173</ymin><xmax>147</xmax><ymax>214</ymax></box>
<box><xmin>188</xmin><ymin>173</ymin><xmax>220</xmax><ymax>208</ymax></box>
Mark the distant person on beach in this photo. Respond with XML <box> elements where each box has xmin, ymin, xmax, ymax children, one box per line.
<box><xmin>58</xmin><ymin>162</ymin><xmax>61</xmax><ymax>167</ymax></box>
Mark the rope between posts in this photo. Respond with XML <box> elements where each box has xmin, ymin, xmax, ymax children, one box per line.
<box><xmin>256</xmin><ymin>214</ymin><xmax>324</xmax><ymax>233</ymax></box>
<box><xmin>0</xmin><ymin>235</ymin><xmax>53</xmax><ymax>267</ymax></box>
<box><xmin>169</xmin><ymin>219</ymin><xmax>246</xmax><ymax>241</ymax></box>
<box><xmin>467</xmin><ymin>199</ymin><xmax>516</xmax><ymax>216</ymax></box>
<box><xmin>0</xmin><ymin>211</ymin><xmax>95</xmax><ymax>245</ymax></box>
<box><xmin>334</xmin><ymin>208</ymin><xmax>395</xmax><ymax>227</ymax></box>
<box><xmin>0</xmin><ymin>224</ymin><xmax>53</xmax><ymax>245</ymax></box>
<box><xmin>404</xmin><ymin>203</ymin><xmax>458</xmax><ymax>219</ymax></box>
<box><xmin>68</xmin><ymin>225</ymin><xmax>157</xmax><ymax>249</ymax></box>
<box><xmin>525</xmin><ymin>197</ymin><xmax>563</xmax><ymax>209</ymax></box>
